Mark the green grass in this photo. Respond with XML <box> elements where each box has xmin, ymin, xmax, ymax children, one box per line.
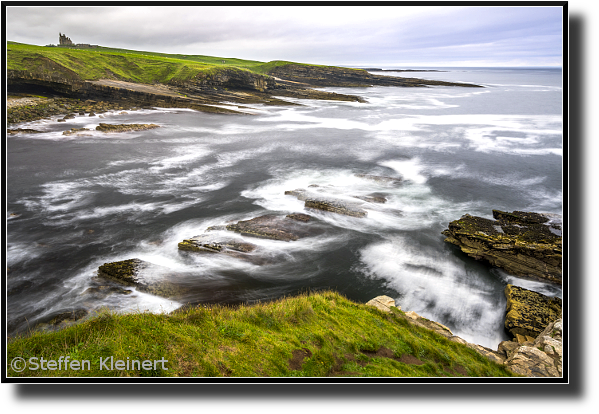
<box><xmin>7</xmin><ymin>41</ymin><xmax>336</xmax><ymax>85</ymax></box>
<box><xmin>7</xmin><ymin>291</ymin><xmax>518</xmax><ymax>377</ymax></box>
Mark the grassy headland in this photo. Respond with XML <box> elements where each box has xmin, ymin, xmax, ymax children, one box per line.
<box><xmin>7</xmin><ymin>291</ymin><xmax>517</xmax><ymax>377</ymax></box>
<box><xmin>7</xmin><ymin>41</ymin><xmax>332</xmax><ymax>84</ymax></box>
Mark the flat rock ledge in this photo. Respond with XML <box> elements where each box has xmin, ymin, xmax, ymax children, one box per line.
<box><xmin>96</xmin><ymin>123</ymin><xmax>159</xmax><ymax>133</ymax></box>
<box><xmin>366</xmin><ymin>295</ymin><xmax>562</xmax><ymax>377</ymax></box>
<box><xmin>442</xmin><ymin>210</ymin><xmax>562</xmax><ymax>284</ymax></box>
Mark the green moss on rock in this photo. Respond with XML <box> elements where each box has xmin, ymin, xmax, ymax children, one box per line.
<box><xmin>442</xmin><ymin>210</ymin><xmax>562</xmax><ymax>283</ymax></box>
<box><xmin>504</xmin><ymin>284</ymin><xmax>562</xmax><ymax>339</ymax></box>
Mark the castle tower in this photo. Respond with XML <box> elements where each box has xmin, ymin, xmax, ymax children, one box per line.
<box><xmin>59</xmin><ymin>33</ymin><xmax>74</xmax><ymax>46</ymax></box>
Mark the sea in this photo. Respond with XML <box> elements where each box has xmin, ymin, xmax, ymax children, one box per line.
<box><xmin>6</xmin><ymin>67</ymin><xmax>563</xmax><ymax>348</ymax></box>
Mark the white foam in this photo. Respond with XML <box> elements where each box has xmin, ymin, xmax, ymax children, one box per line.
<box><xmin>358</xmin><ymin>237</ymin><xmax>508</xmax><ymax>348</ymax></box>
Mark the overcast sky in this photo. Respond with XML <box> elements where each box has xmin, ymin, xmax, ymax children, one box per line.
<box><xmin>6</xmin><ymin>5</ymin><xmax>563</xmax><ymax>67</ymax></box>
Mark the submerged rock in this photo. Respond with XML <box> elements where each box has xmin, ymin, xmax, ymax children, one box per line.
<box><xmin>96</xmin><ymin>123</ymin><xmax>159</xmax><ymax>133</ymax></box>
<box><xmin>504</xmin><ymin>284</ymin><xmax>562</xmax><ymax>340</ymax></box>
<box><xmin>355</xmin><ymin>173</ymin><xmax>402</xmax><ymax>184</ymax></box>
<box><xmin>63</xmin><ymin>127</ymin><xmax>92</xmax><ymax>136</ymax></box>
<box><xmin>97</xmin><ymin>258</ymin><xmax>186</xmax><ymax>298</ymax></box>
<box><xmin>442</xmin><ymin>210</ymin><xmax>562</xmax><ymax>283</ymax></box>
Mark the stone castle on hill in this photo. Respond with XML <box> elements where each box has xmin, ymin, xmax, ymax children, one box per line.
<box><xmin>54</xmin><ymin>33</ymin><xmax>97</xmax><ymax>48</ymax></box>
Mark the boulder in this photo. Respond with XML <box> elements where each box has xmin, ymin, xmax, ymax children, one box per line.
<box><xmin>502</xmin><ymin>319</ymin><xmax>563</xmax><ymax>377</ymax></box>
<box><xmin>97</xmin><ymin>258</ymin><xmax>186</xmax><ymax>298</ymax></box>
<box><xmin>366</xmin><ymin>295</ymin><xmax>398</xmax><ymax>313</ymax></box>
<box><xmin>442</xmin><ymin>210</ymin><xmax>562</xmax><ymax>283</ymax></box>
<box><xmin>504</xmin><ymin>284</ymin><xmax>561</xmax><ymax>340</ymax></box>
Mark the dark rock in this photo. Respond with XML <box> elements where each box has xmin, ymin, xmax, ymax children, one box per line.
<box><xmin>48</xmin><ymin>309</ymin><xmax>88</xmax><ymax>325</ymax></box>
<box><xmin>442</xmin><ymin>210</ymin><xmax>562</xmax><ymax>283</ymax></box>
<box><xmin>504</xmin><ymin>284</ymin><xmax>562</xmax><ymax>340</ymax></box>
<box><xmin>57</xmin><ymin>118</ymin><xmax>66</xmax><ymax>122</ymax></box>
<box><xmin>88</xmin><ymin>112</ymin><xmax>96</xmax><ymax>116</ymax></box>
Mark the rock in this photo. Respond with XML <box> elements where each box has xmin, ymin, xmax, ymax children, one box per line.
<box><xmin>96</xmin><ymin>123</ymin><xmax>159</xmax><ymax>133</ymax></box>
<box><xmin>366</xmin><ymin>295</ymin><xmax>398</xmax><ymax>313</ymax></box>
<box><xmin>442</xmin><ymin>210</ymin><xmax>562</xmax><ymax>283</ymax></box>
<box><xmin>225</xmin><ymin>214</ymin><xmax>321</xmax><ymax>241</ymax></box>
<box><xmin>34</xmin><ymin>308</ymin><xmax>89</xmax><ymax>333</ymax></box>
<box><xmin>79</xmin><ymin>111</ymin><xmax>86</xmax><ymax>115</ymax></box>
<box><xmin>502</xmin><ymin>319</ymin><xmax>562</xmax><ymax>377</ymax></box>
<box><xmin>285</xmin><ymin>188</ymin><xmax>367</xmax><ymax>218</ymax></box>
<box><xmin>403</xmin><ymin>310</ymin><xmax>454</xmax><ymax>339</ymax></box>
<box><xmin>97</xmin><ymin>258</ymin><xmax>186</xmax><ymax>298</ymax></box>
<box><xmin>57</xmin><ymin>118</ymin><xmax>66</xmax><ymax>122</ymax></box>
<box><xmin>88</xmin><ymin>112</ymin><xmax>96</xmax><ymax>116</ymax></box>
<box><xmin>504</xmin><ymin>284</ymin><xmax>562</xmax><ymax>340</ymax></box>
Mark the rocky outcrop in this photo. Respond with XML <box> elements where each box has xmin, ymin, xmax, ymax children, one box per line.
<box><xmin>354</xmin><ymin>173</ymin><xmax>403</xmax><ymax>184</ymax></box>
<box><xmin>96</xmin><ymin>123</ymin><xmax>159</xmax><ymax>133</ymax></box>
<box><xmin>267</xmin><ymin>63</ymin><xmax>482</xmax><ymax>88</ymax></box>
<box><xmin>500</xmin><ymin>319</ymin><xmax>563</xmax><ymax>377</ymax></box>
<box><xmin>63</xmin><ymin>127</ymin><xmax>92</xmax><ymax>136</ymax></box>
<box><xmin>504</xmin><ymin>284</ymin><xmax>562</xmax><ymax>340</ymax></box>
<box><xmin>366</xmin><ymin>295</ymin><xmax>398</xmax><ymax>313</ymax></box>
<box><xmin>7</xmin><ymin>128</ymin><xmax>44</xmax><ymax>134</ymax></box>
<box><xmin>442</xmin><ymin>210</ymin><xmax>562</xmax><ymax>283</ymax></box>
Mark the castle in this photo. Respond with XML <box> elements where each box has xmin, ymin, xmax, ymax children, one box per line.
<box><xmin>58</xmin><ymin>32</ymin><xmax>73</xmax><ymax>46</ymax></box>
<box><xmin>56</xmin><ymin>33</ymin><xmax>97</xmax><ymax>48</ymax></box>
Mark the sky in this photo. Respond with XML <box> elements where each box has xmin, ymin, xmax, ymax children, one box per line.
<box><xmin>5</xmin><ymin>5</ymin><xmax>564</xmax><ymax>67</ymax></box>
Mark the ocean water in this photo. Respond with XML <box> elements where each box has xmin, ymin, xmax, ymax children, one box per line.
<box><xmin>6</xmin><ymin>67</ymin><xmax>563</xmax><ymax>348</ymax></box>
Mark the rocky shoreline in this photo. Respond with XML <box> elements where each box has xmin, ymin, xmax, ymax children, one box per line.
<box><xmin>7</xmin><ymin>63</ymin><xmax>482</xmax><ymax>126</ymax></box>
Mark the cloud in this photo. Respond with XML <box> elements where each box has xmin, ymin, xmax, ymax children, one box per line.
<box><xmin>6</xmin><ymin>5</ymin><xmax>563</xmax><ymax>67</ymax></box>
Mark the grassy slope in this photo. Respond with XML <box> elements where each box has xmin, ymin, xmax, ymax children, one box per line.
<box><xmin>7</xmin><ymin>42</ymin><xmax>345</xmax><ymax>84</ymax></box>
<box><xmin>7</xmin><ymin>291</ymin><xmax>517</xmax><ymax>377</ymax></box>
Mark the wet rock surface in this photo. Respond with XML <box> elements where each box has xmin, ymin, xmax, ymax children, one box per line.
<box><xmin>7</xmin><ymin>128</ymin><xmax>44</xmax><ymax>134</ymax></box>
<box><xmin>442</xmin><ymin>209</ymin><xmax>562</xmax><ymax>283</ymax></box>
